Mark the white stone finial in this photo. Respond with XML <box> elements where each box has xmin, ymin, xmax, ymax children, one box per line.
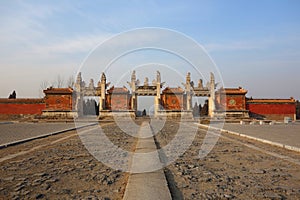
<box><xmin>156</xmin><ymin>70</ymin><xmax>161</xmax><ymax>83</ymax></box>
<box><xmin>144</xmin><ymin>77</ymin><xmax>149</xmax><ymax>86</ymax></box>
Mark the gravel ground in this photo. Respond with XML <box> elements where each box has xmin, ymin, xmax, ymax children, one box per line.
<box><xmin>1</xmin><ymin>120</ymin><xmax>300</xmax><ymax>199</ymax></box>
<box><xmin>155</xmin><ymin>121</ymin><xmax>300</xmax><ymax>199</ymax></box>
<box><xmin>0</xmin><ymin>122</ymin><xmax>137</xmax><ymax>200</ymax></box>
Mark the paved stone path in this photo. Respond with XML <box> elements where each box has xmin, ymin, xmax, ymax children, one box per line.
<box><xmin>223</xmin><ymin>122</ymin><xmax>300</xmax><ymax>148</ymax></box>
<box><xmin>0</xmin><ymin>123</ymin><xmax>78</xmax><ymax>145</ymax></box>
<box><xmin>123</xmin><ymin>122</ymin><xmax>171</xmax><ymax>200</ymax></box>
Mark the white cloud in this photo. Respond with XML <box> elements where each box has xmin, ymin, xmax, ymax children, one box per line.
<box><xmin>0</xmin><ymin>1</ymin><xmax>113</xmax><ymax>97</ymax></box>
<box><xmin>31</xmin><ymin>33</ymin><xmax>112</xmax><ymax>55</ymax></box>
<box><xmin>204</xmin><ymin>41</ymin><xmax>264</xmax><ymax>52</ymax></box>
<box><xmin>204</xmin><ymin>36</ymin><xmax>300</xmax><ymax>53</ymax></box>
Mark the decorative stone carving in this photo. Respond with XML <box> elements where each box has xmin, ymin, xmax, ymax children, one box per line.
<box><xmin>198</xmin><ymin>79</ymin><xmax>203</xmax><ymax>89</ymax></box>
<box><xmin>144</xmin><ymin>77</ymin><xmax>149</xmax><ymax>86</ymax></box>
<box><xmin>156</xmin><ymin>70</ymin><xmax>161</xmax><ymax>83</ymax></box>
<box><xmin>74</xmin><ymin>70</ymin><xmax>217</xmax><ymax>118</ymax></box>
<box><xmin>89</xmin><ymin>79</ymin><xmax>94</xmax><ymax>89</ymax></box>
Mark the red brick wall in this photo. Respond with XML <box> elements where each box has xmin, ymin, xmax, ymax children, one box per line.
<box><xmin>216</xmin><ymin>93</ymin><xmax>246</xmax><ymax>111</ymax></box>
<box><xmin>297</xmin><ymin>101</ymin><xmax>300</xmax><ymax>119</ymax></box>
<box><xmin>247</xmin><ymin>103</ymin><xmax>295</xmax><ymax>115</ymax></box>
<box><xmin>0</xmin><ymin>99</ymin><xmax>45</xmax><ymax>115</ymax></box>
<box><xmin>44</xmin><ymin>94</ymin><xmax>73</xmax><ymax>110</ymax></box>
<box><xmin>161</xmin><ymin>94</ymin><xmax>184</xmax><ymax>110</ymax></box>
<box><xmin>226</xmin><ymin>95</ymin><xmax>246</xmax><ymax>110</ymax></box>
<box><xmin>247</xmin><ymin>103</ymin><xmax>296</xmax><ymax>120</ymax></box>
<box><xmin>106</xmin><ymin>94</ymin><xmax>130</xmax><ymax>110</ymax></box>
<box><xmin>215</xmin><ymin>88</ymin><xmax>248</xmax><ymax>113</ymax></box>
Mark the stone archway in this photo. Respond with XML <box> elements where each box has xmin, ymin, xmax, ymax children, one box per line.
<box><xmin>128</xmin><ymin>70</ymin><xmax>162</xmax><ymax>117</ymax></box>
<box><xmin>73</xmin><ymin>70</ymin><xmax>217</xmax><ymax>119</ymax></box>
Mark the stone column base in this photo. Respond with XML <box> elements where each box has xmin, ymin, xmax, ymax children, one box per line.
<box><xmin>42</xmin><ymin>110</ymin><xmax>78</xmax><ymax>119</ymax></box>
<box><xmin>156</xmin><ymin>110</ymin><xmax>193</xmax><ymax>119</ymax></box>
<box><xmin>98</xmin><ymin>110</ymin><xmax>136</xmax><ymax>120</ymax></box>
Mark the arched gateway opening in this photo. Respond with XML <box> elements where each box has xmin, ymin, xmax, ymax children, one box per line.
<box><xmin>83</xmin><ymin>97</ymin><xmax>99</xmax><ymax>116</ymax></box>
<box><xmin>137</xmin><ymin>96</ymin><xmax>155</xmax><ymax>117</ymax></box>
<box><xmin>74</xmin><ymin>71</ymin><xmax>217</xmax><ymax>119</ymax></box>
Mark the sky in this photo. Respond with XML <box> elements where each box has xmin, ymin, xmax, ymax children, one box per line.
<box><xmin>0</xmin><ymin>0</ymin><xmax>300</xmax><ymax>100</ymax></box>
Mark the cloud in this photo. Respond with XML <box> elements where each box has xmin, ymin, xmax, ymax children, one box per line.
<box><xmin>204</xmin><ymin>36</ymin><xmax>300</xmax><ymax>53</ymax></box>
<box><xmin>0</xmin><ymin>1</ymin><xmax>113</xmax><ymax>97</ymax></box>
<box><xmin>204</xmin><ymin>41</ymin><xmax>264</xmax><ymax>52</ymax></box>
<box><xmin>31</xmin><ymin>33</ymin><xmax>112</xmax><ymax>55</ymax></box>
<box><xmin>0</xmin><ymin>2</ymin><xmax>65</xmax><ymax>42</ymax></box>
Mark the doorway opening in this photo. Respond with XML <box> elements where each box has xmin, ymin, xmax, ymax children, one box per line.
<box><xmin>136</xmin><ymin>96</ymin><xmax>155</xmax><ymax>117</ymax></box>
<box><xmin>83</xmin><ymin>96</ymin><xmax>99</xmax><ymax>116</ymax></box>
<box><xmin>192</xmin><ymin>96</ymin><xmax>208</xmax><ymax>118</ymax></box>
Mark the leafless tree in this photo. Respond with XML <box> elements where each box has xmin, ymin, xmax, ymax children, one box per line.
<box><xmin>40</xmin><ymin>74</ymin><xmax>74</xmax><ymax>94</ymax></box>
<box><xmin>66</xmin><ymin>75</ymin><xmax>75</xmax><ymax>88</ymax></box>
<box><xmin>40</xmin><ymin>80</ymin><xmax>50</xmax><ymax>90</ymax></box>
<box><xmin>54</xmin><ymin>75</ymin><xmax>64</xmax><ymax>88</ymax></box>
<box><xmin>39</xmin><ymin>80</ymin><xmax>50</xmax><ymax>97</ymax></box>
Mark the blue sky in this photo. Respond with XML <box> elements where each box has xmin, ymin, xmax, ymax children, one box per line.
<box><xmin>0</xmin><ymin>0</ymin><xmax>300</xmax><ymax>99</ymax></box>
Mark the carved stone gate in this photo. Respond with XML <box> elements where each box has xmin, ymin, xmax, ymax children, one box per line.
<box><xmin>74</xmin><ymin>70</ymin><xmax>216</xmax><ymax>118</ymax></box>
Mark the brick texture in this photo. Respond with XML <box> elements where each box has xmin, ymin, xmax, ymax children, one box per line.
<box><xmin>161</xmin><ymin>94</ymin><xmax>184</xmax><ymax>110</ymax></box>
<box><xmin>106</xmin><ymin>94</ymin><xmax>131</xmax><ymax>110</ymax></box>
<box><xmin>0</xmin><ymin>99</ymin><xmax>45</xmax><ymax>115</ymax></box>
<box><xmin>44</xmin><ymin>94</ymin><xmax>73</xmax><ymax>110</ymax></box>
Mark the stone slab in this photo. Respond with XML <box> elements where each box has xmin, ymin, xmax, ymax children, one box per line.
<box><xmin>0</xmin><ymin>123</ymin><xmax>97</xmax><ymax>148</ymax></box>
<box><xmin>123</xmin><ymin>170</ymin><xmax>171</xmax><ymax>200</ymax></box>
<box><xmin>223</xmin><ymin>122</ymin><xmax>300</xmax><ymax>148</ymax></box>
<box><xmin>123</xmin><ymin>122</ymin><xmax>171</xmax><ymax>200</ymax></box>
<box><xmin>196</xmin><ymin>121</ymin><xmax>300</xmax><ymax>153</ymax></box>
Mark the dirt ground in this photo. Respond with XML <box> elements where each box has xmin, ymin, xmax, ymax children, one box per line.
<box><xmin>155</xmin><ymin>121</ymin><xmax>300</xmax><ymax>199</ymax></box>
<box><xmin>0</xmin><ymin>122</ymin><xmax>137</xmax><ymax>200</ymax></box>
<box><xmin>0</xmin><ymin>120</ymin><xmax>300</xmax><ymax>199</ymax></box>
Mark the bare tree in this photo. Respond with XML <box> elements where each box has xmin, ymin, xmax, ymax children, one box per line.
<box><xmin>41</xmin><ymin>74</ymin><xmax>73</xmax><ymax>93</ymax></box>
<box><xmin>55</xmin><ymin>75</ymin><xmax>64</xmax><ymax>88</ymax></box>
<box><xmin>40</xmin><ymin>80</ymin><xmax>50</xmax><ymax>90</ymax></box>
<box><xmin>66</xmin><ymin>75</ymin><xmax>75</xmax><ymax>88</ymax></box>
<box><xmin>39</xmin><ymin>80</ymin><xmax>50</xmax><ymax>97</ymax></box>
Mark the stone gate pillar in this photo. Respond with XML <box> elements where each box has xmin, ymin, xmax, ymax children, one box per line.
<box><xmin>99</xmin><ymin>73</ymin><xmax>106</xmax><ymax>112</ymax></box>
<box><xmin>185</xmin><ymin>72</ymin><xmax>192</xmax><ymax>111</ymax></box>
<box><xmin>75</xmin><ymin>72</ymin><xmax>83</xmax><ymax>117</ymax></box>
<box><xmin>208</xmin><ymin>72</ymin><xmax>215</xmax><ymax>117</ymax></box>
<box><xmin>154</xmin><ymin>71</ymin><xmax>161</xmax><ymax>117</ymax></box>
<box><xmin>129</xmin><ymin>71</ymin><xmax>137</xmax><ymax>111</ymax></box>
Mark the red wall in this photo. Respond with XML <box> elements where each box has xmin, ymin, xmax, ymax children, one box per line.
<box><xmin>247</xmin><ymin>102</ymin><xmax>296</xmax><ymax>120</ymax></box>
<box><xmin>225</xmin><ymin>94</ymin><xmax>246</xmax><ymax>111</ymax></box>
<box><xmin>297</xmin><ymin>101</ymin><xmax>300</xmax><ymax>119</ymax></box>
<box><xmin>44</xmin><ymin>94</ymin><xmax>72</xmax><ymax>110</ymax></box>
<box><xmin>247</xmin><ymin>103</ymin><xmax>295</xmax><ymax>115</ymax></box>
<box><xmin>161</xmin><ymin>94</ymin><xmax>184</xmax><ymax>110</ymax></box>
<box><xmin>106</xmin><ymin>94</ymin><xmax>130</xmax><ymax>110</ymax></box>
<box><xmin>0</xmin><ymin>99</ymin><xmax>45</xmax><ymax>115</ymax></box>
<box><xmin>215</xmin><ymin>91</ymin><xmax>247</xmax><ymax>111</ymax></box>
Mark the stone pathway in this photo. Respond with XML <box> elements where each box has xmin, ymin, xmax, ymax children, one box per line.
<box><xmin>0</xmin><ymin>123</ymin><xmax>77</xmax><ymax>145</ymax></box>
<box><xmin>223</xmin><ymin>122</ymin><xmax>300</xmax><ymax>148</ymax></box>
<box><xmin>123</xmin><ymin>122</ymin><xmax>171</xmax><ymax>200</ymax></box>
